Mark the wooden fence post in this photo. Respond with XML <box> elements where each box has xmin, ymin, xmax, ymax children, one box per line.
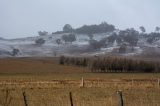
<box><xmin>158</xmin><ymin>78</ymin><xmax>160</xmax><ymax>88</ymax></box>
<box><xmin>80</xmin><ymin>77</ymin><xmax>84</xmax><ymax>88</ymax></box>
<box><xmin>117</xmin><ymin>90</ymin><xmax>124</xmax><ymax>106</ymax></box>
<box><xmin>22</xmin><ymin>91</ymin><xmax>28</xmax><ymax>106</ymax></box>
<box><xmin>69</xmin><ymin>92</ymin><xmax>73</xmax><ymax>106</ymax></box>
<box><xmin>132</xmin><ymin>78</ymin><xmax>134</xmax><ymax>86</ymax></box>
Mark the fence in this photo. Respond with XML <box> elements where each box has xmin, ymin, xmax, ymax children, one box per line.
<box><xmin>0</xmin><ymin>78</ymin><xmax>159</xmax><ymax>89</ymax></box>
<box><xmin>0</xmin><ymin>78</ymin><xmax>160</xmax><ymax>106</ymax></box>
<box><xmin>0</xmin><ymin>89</ymin><xmax>160</xmax><ymax>106</ymax></box>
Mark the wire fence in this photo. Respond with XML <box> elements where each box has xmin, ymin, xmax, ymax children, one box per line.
<box><xmin>0</xmin><ymin>78</ymin><xmax>159</xmax><ymax>89</ymax></box>
<box><xmin>0</xmin><ymin>78</ymin><xmax>160</xmax><ymax>106</ymax></box>
<box><xmin>0</xmin><ymin>89</ymin><xmax>160</xmax><ymax>106</ymax></box>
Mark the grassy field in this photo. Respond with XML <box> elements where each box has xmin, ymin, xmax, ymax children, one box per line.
<box><xmin>0</xmin><ymin>58</ymin><xmax>160</xmax><ymax>106</ymax></box>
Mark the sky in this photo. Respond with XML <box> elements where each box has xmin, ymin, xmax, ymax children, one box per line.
<box><xmin>0</xmin><ymin>0</ymin><xmax>160</xmax><ymax>39</ymax></box>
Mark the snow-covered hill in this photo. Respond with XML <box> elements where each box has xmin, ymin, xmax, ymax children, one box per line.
<box><xmin>0</xmin><ymin>32</ymin><xmax>160</xmax><ymax>57</ymax></box>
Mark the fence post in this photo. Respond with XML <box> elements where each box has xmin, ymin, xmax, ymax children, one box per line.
<box><xmin>69</xmin><ymin>92</ymin><xmax>73</xmax><ymax>106</ymax></box>
<box><xmin>158</xmin><ymin>78</ymin><xmax>160</xmax><ymax>88</ymax></box>
<box><xmin>117</xmin><ymin>90</ymin><xmax>124</xmax><ymax>106</ymax></box>
<box><xmin>132</xmin><ymin>78</ymin><xmax>134</xmax><ymax>86</ymax></box>
<box><xmin>80</xmin><ymin>77</ymin><xmax>84</xmax><ymax>88</ymax></box>
<box><xmin>22</xmin><ymin>91</ymin><xmax>28</xmax><ymax>106</ymax></box>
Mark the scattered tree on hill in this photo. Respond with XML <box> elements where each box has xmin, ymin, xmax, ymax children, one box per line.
<box><xmin>155</xmin><ymin>27</ymin><xmax>160</xmax><ymax>33</ymax></box>
<box><xmin>63</xmin><ymin>24</ymin><xmax>74</xmax><ymax>33</ymax></box>
<box><xmin>119</xmin><ymin>44</ymin><xmax>127</xmax><ymax>53</ymax></box>
<box><xmin>146</xmin><ymin>32</ymin><xmax>160</xmax><ymax>44</ymax></box>
<box><xmin>75</xmin><ymin>22</ymin><xmax>115</xmax><ymax>34</ymax></box>
<box><xmin>38</xmin><ymin>31</ymin><xmax>48</xmax><ymax>36</ymax></box>
<box><xmin>89</xmin><ymin>38</ymin><xmax>107</xmax><ymax>50</ymax></box>
<box><xmin>56</xmin><ymin>39</ymin><xmax>61</xmax><ymax>45</ymax></box>
<box><xmin>62</xmin><ymin>33</ymin><xmax>76</xmax><ymax>44</ymax></box>
<box><xmin>87</xmin><ymin>34</ymin><xmax>94</xmax><ymax>40</ymax></box>
<box><xmin>119</xmin><ymin>28</ymin><xmax>139</xmax><ymax>46</ymax></box>
<box><xmin>139</xmin><ymin>26</ymin><xmax>146</xmax><ymax>33</ymax></box>
<box><xmin>35</xmin><ymin>38</ymin><xmax>45</xmax><ymax>45</ymax></box>
<box><xmin>107</xmin><ymin>33</ymin><xmax>119</xmax><ymax>44</ymax></box>
<box><xmin>12</xmin><ymin>48</ymin><xmax>20</xmax><ymax>56</ymax></box>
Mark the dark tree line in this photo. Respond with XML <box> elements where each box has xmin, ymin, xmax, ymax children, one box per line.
<box><xmin>75</xmin><ymin>22</ymin><xmax>115</xmax><ymax>34</ymax></box>
<box><xmin>59</xmin><ymin>56</ymin><xmax>89</xmax><ymax>67</ymax></box>
<box><xmin>62</xmin><ymin>22</ymin><xmax>115</xmax><ymax>34</ymax></box>
<box><xmin>59</xmin><ymin>56</ymin><xmax>160</xmax><ymax>73</ymax></box>
<box><xmin>90</xmin><ymin>57</ymin><xmax>160</xmax><ymax>73</ymax></box>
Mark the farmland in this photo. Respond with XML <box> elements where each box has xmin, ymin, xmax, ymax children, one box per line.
<box><xmin>0</xmin><ymin>58</ymin><xmax>160</xmax><ymax>106</ymax></box>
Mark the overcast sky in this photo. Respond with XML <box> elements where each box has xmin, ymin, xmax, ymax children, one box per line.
<box><xmin>0</xmin><ymin>0</ymin><xmax>160</xmax><ymax>38</ymax></box>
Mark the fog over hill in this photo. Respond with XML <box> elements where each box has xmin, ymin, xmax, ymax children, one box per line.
<box><xmin>0</xmin><ymin>22</ymin><xmax>160</xmax><ymax>57</ymax></box>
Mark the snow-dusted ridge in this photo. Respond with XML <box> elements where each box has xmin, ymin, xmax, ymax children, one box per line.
<box><xmin>0</xmin><ymin>32</ymin><xmax>160</xmax><ymax>57</ymax></box>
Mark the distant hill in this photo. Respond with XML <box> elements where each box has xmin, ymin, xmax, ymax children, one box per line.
<box><xmin>0</xmin><ymin>22</ymin><xmax>160</xmax><ymax>58</ymax></box>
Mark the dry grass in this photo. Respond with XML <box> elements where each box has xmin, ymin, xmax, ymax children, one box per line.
<box><xmin>0</xmin><ymin>58</ymin><xmax>160</xmax><ymax>106</ymax></box>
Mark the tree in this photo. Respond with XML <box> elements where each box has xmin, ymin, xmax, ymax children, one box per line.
<box><xmin>38</xmin><ymin>31</ymin><xmax>48</xmax><ymax>36</ymax></box>
<box><xmin>56</xmin><ymin>39</ymin><xmax>61</xmax><ymax>45</ymax></box>
<box><xmin>35</xmin><ymin>38</ymin><xmax>45</xmax><ymax>45</ymax></box>
<box><xmin>119</xmin><ymin>28</ymin><xmax>139</xmax><ymax>46</ymax></box>
<box><xmin>75</xmin><ymin>22</ymin><xmax>115</xmax><ymax>34</ymax></box>
<box><xmin>59</xmin><ymin>56</ymin><xmax>65</xmax><ymax>65</ymax></box>
<box><xmin>155</xmin><ymin>27</ymin><xmax>160</xmax><ymax>33</ymax></box>
<box><xmin>107</xmin><ymin>33</ymin><xmax>118</xmax><ymax>44</ymax></box>
<box><xmin>89</xmin><ymin>39</ymin><xmax>106</xmax><ymax>50</ymax></box>
<box><xmin>119</xmin><ymin>44</ymin><xmax>127</xmax><ymax>53</ymax></box>
<box><xmin>68</xmin><ymin>34</ymin><xmax>76</xmax><ymax>43</ymax></box>
<box><xmin>63</xmin><ymin>24</ymin><xmax>73</xmax><ymax>33</ymax></box>
<box><xmin>12</xmin><ymin>48</ymin><xmax>20</xmax><ymax>56</ymax></box>
<box><xmin>62</xmin><ymin>34</ymin><xmax>76</xmax><ymax>44</ymax></box>
<box><xmin>99</xmin><ymin>21</ymin><xmax>115</xmax><ymax>33</ymax></box>
<box><xmin>87</xmin><ymin>34</ymin><xmax>94</xmax><ymax>40</ymax></box>
<box><xmin>139</xmin><ymin>26</ymin><xmax>146</xmax><ymax>33</ymax></box>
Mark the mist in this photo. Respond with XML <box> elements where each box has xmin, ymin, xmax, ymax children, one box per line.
<box><xmin>0</xmin><ymin>0</ymin><xmax>160</xmax><ymax>38</ymax></box>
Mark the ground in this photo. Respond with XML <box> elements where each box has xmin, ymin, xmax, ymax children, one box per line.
<box><xmin>0</xmin><ymin>58</ymin><xmax>160</xmax><ymax>106</ymax></box>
